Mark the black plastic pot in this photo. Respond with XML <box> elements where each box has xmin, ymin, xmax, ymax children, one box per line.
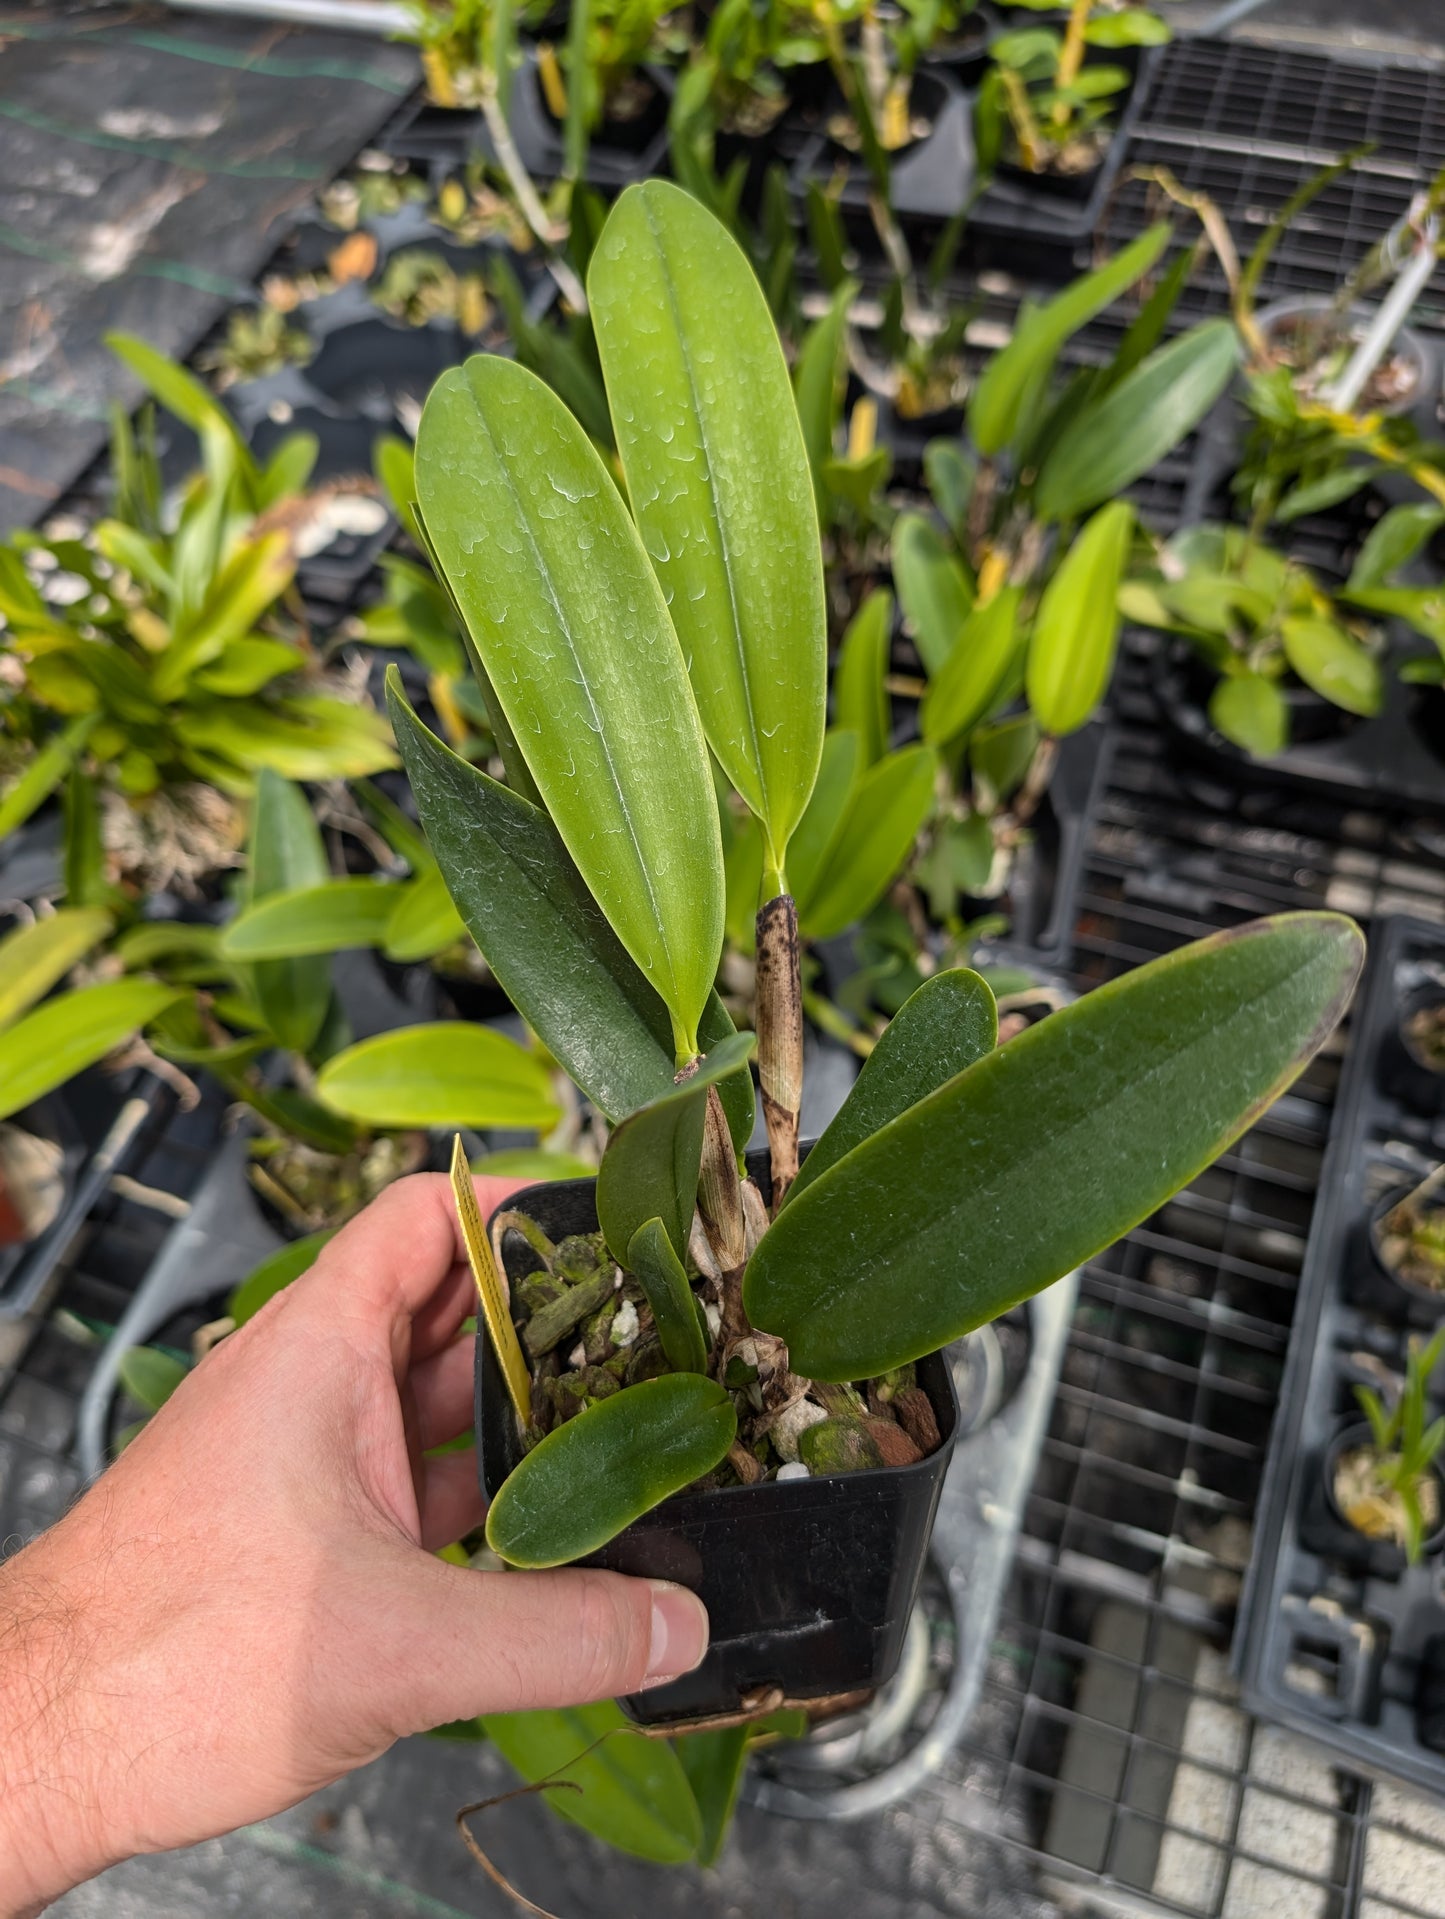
<box><xmin>1368</xmin><ymin>1183</ymin><xmax>1445</xmax><ymax>1323</ymax></box>
<box><xmin>1385</xmin><ymin>985</ymin><xmax>1445</xmax><ymax>1118</ymax></box>
<box><xmin>964</xmin><ymin>45</ymin><xmax>1159</xmax><ymax>280</ymax></box>
<box><xmin>1239</xmin><ymin>915</ymin><xmax>1445</xmax><ymax>1796</ymax></box>
<box><xmin>0</xmin><ymin>1074</ymin><xmax>167</xmax><ymax>1321</ymax></box>
<box><xmin>788</xmin><ymin>68</ymin><xmax>975</xmax><ymax>227</ymax></box>
<box><xmin>476</xmin><ymin>1148</ymin><xmax>960</xmax><ymax>1728</ymax></box>
<box><xmin>920</xmin><ymin>2</ymin><xmax>998</xmax><ymax>86</ymax></box>
<box><xmin>1150</xmin><ymin>630</ymin><xmax>1445</xmax><ymax>821</ymax></box>
<box><xmin>1315</xmin><ymin>1418</ymin><xmax>1445</xmax><ymax>1580</ymax></box>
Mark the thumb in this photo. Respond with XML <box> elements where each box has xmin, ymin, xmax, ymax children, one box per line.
<box><xmin>375</xmin><ymin>1554</ymin><xmax>710</xmax><ymax>1732</ymax></box>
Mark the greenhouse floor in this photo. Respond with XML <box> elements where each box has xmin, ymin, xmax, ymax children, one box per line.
<box><xmin>5</xmin><ymin>3</ymin><xmax>1445</xmax><ymax>1917</ymax></box>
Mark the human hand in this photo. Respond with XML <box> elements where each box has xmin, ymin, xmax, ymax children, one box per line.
<box><xmin>0</xmin><ymin>1172</ymin><xmax>709</xmax><ymax>1915</ymax></box>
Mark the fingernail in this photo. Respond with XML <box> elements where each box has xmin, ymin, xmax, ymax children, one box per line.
<box><xmin>643</xmin><ymin>1581</ymin><xmax>709</xmax><ymax>1688</ymax></box>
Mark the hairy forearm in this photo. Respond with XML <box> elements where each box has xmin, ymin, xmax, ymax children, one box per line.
<box><xmin>0</xmin><ymin>1534</ymin><xmax>113</xmax><ymax>1916</ymax></box>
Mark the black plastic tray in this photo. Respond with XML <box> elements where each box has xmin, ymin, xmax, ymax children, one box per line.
<box><xmin>1237</xmin><ymin>914</ymin><xmax>1445</xmax><ymax>1794</ymax></box>
<box><xmin>963</xmin><ymin>47</ymin><xmax>1161</xmax><ymax>280</ymax></box>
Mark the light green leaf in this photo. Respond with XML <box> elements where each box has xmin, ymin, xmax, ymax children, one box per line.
<box><xmin>597</xmin><ymin>1030</ymin><xmax>756</xmax><ymax>1265</ymax></box>
<box><xmin>1034</xmin><ymin>322</ymin><xmax>1239</xmax><ymax>522</ymax></box>
<box><xmin>192</xmin><ymin>638</ymin><xmax>303</xmax><ymax>697</ymax></box>
<box><xmin>794</xmin><ymin>280</ymin><xmax>856</xmax><ymax>511</ymax></box>
<box><xmin>228</xmin><ymin>1231</ymin><xmax>333</xmax><ymax>1325</ymax></box>
<box><xmin>785</xmin><ymin>968</ymin><xmax>998</xmax><ymax>1207</ymax></box>
<box><xmin>967</xmin><ymin>225</ymin><xmax>1172</xmax><ymax>457</ymax></box>
<box><xmin>470</xmin><ymin>1147</ymin><xmax>597</xmax><ymax>1180</ymax></box>
<box><xmin>1280</xmin><ymin>617</ymin><xmax>1382</xmax><ymax>718</ymax></box>
<box><xmin>315</xmin><ymin>1023</ymin><xmax>560</xmax><ymax>1130</ymax></box>
<box><xmin>0</xmin><ymin>908</ymin><xmax>113</xmax><ymax>1033</ymax></box>
<box><xmin>383</xmin><ymin>869</ymin><xmax>468</xmax><ymax>963</ymax></box>
<box><xmin>485</xmin><ymin>1374</ymin><xmax>736</xmax><ymax>1566</ymax></box>
<box><xmin>892</xmin><ymin>512</ymin><xmax>972</xmax><ymax>676</ymax></box>
<box><xmin>415</xmin><ymin>354</ymin><xmax>723</xmax><ymax>1060</ymax></box>
<box><xmin>834</xmin><ymin>589</ymin><xmax>892</xmax><ymax>766</ymax></box>
<box><xmin>1026</xmin><ymin>502</ymin><xmax>1134</xmax><ymax>736</ymax></box>
<box><xmin>591</xmin><ymin>182</ymin><xmax>827</xmax><ymax>883</ymax></box>
<box><xmin>387</xmin><ymin>674</ymin><xmax>750</xmax><ymax>1143</ymax></box>
<box><xmin>627</xmin><ymin>1217</ymin><xmax>710</xmax><ymax>1375</ymax></box>
<box><xmin>1084</xmin><ymin>8</ymin><xmax>1171</xmax><ymax>44</ymax></box>
<box><xmin>0</xmin><ymin>980</ymin><xmax>186</xmax><ymax>1122</ymax></box>
<box><xmin>219</xmin><ymin>880</ymin><xmax>401</xmax><ymax>961</ymax></box>
<box><xmin>745</xmin><ymin>913</ymin><xmax>1364</xmax><ymax>1379</ymax></box>
<box><xmin>243</xmin><ymin>770</ymin><xmax>332</xmax><ymax>1055</ymax></box>
<box><xmin>0</xmin><ymin>716</ymin><xmax>96</xmax><ymax>838</ymax></box>
<box><xmin>1209</xmin><ymin>671</ymin><xmax>1288</xmax><ymax>756</ymax></box>
<box><xmin>797</xmin><ymin>744</ymin><xmax>936</xmax><ymax>941</ymax></box>
<box><xmin>483</xmin><ymin>1701</ymin><xmax>702</xmax><ymax>1865</ymax></box>
<box><xmin>1348</xmin><ymin>504</ymin><xmax>1445</xmax><ymax>589</ymax></box>
<box><xmin>785</xmin><ymin>729</ymin><xmax>861</xmax><ymax>915</ymax></box>
<box><xmin>921</xmin><ymin>588</ymin><xmax>1021</xmax><ymax>746</ymax></box>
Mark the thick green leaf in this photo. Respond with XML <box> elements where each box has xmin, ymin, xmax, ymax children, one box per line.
<box><xmin>0</xmin><ymin>908</ymin><xmax>113</xmax><ymax>1032</ymax></box>
<box><xmin>485</xmin><ymin>1374</ymin><xmax>736</xmax><ymax>1566</ymax></box>
<box><xmin>597</xmin><ymin>1031</ymin><xmax>756</xmax><ymax>1265</ymax></box>
<box><xmin>0</xmin><ymin>980</ymin><xmax>185</xmax><ymax>1122</ymax></box>
<box><xmin>834</xmin><ymin>589</ymin><xmax>892</xmax><ymax>766</ymax></box>
<box><xmin>677</xmin><ymin>1727</ymin><xmax>748</xmax><ymax>1867</ymax></box>
<box><xmin>470</xmin><ymin>1147</ymin><xmax>597</xmax><ymax>1180</ymax></box>
<box><xmin>244</xmin><ymin>770</ymin><xmax>332</xmax><ymax>1055</ymax></box>
<box><xmin>745</xmin><ymin>913</ymin><xmax>1363</xmax><ymax>1379</ymax></box>
<box><xmin>785</xmin><ymin>730</ymin><xmax>861</xmax><ymax>914</ymax></box>
<box><xmin>118</xmin><ymin>1346</ymin><xmax>188</xmax><ymax>1414</ymax></box>
<box><xmin>1280</xmin><ymin>617</ymin><xmax>1383</xmax><ymax>718</ymax></box>
<box><xmin>891</xmin><ymin>513</ymin><xmax>972</xmax><ymax>676</ymax></box>
<box><xmin>1034</xmin><ymin>322</ymin><xmax>1239</xmax><ymax>522</ymax></box>
<box><xmin>591</xmin><ymin>182</ymin><xmax>827</xmax><ymax>883</ymax></box>
<box><xmin>785</xmin><ymin>968</ymin><xmax>997</xmax><ymax>1207</ymax></box>
<box><xmin>228</xmin><ymin>1231</ymin><xmax>332</xmax><ymax>1326</ymax></box>
<box><xmin>220</xmin><ymin>880</ymin><xmax>401</xmax><ymax>962</ymax></box>
<box><xmin>383</xmin><ymin>870</ymin><xmax>468</xmax><ymax>963</ymax></box>
<box><xmin>387</xmin><ymin>675</ymin><xmax>750</xmax><ymax>1145</ymax></box>
<box><xmin>921</xmin><ymin>588</ymin><xmax>1021</xmax><ymax>746</ymax></box>
<box><xmin>627</xmin><ymin>1217</ymin><xmax>710</xmax><ymax>1375</ymax></box>
<box><xmin>1026</xmin><ymin>503</ymin><xmax>1134</xmax><ymax>737</ymax></box>
<box><xmin>414</xmin><ymin>353</ymin><xmax>723</xmax><ymax>1059</ymax></box>
<box><xmin>797</xmin><ymin>745</ymin><xmax>936</xmax><ymax>942</ymax></box>
<box><xmin>483</xmin><ymin>1701</ymin><xmax>702</xmax><ymax>1865</ymax></box>
<box><xmin>1348</xmin><ymin>504</ymin><xmax>1445</xmax><ymax>589</ymax></box>
<box><xmin>967</xmin><ymin>225</ymin><xmax>1172</xmax><ymax>457</ymax></box>
<box><xmin>315</xmin><ymin>1023</ymin><xmax>560</xmax><ymax>1130</ymax></box>
<box><xmin>1210</xmin><ymin>671</ymin><xmax>1288</xmax><ymax>756</ymax></box>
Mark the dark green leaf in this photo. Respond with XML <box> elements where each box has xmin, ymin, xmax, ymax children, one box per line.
<box><xmin>785</xmin><ymin>729</ymin><xmax>861</xmax><ymax>913</ymax></box>
<box><xmin>244</xmin><ymin>770</ymin><xmax>332</xmax><ymax>1054</ymax></box>
<box><xmin>794</xmin><ymin>280</ymin><xmax>856</xmax><ymax>510</ymax></box>
<box><xmin>627</xmin><ymin>1217</ymin><xmax>710</xmax><ymax>1374</ymax></box>
<box><xmin>597</xmin><ymin>1031</ymin><xmax>756</xmax><ymax>1265</ymax></box>
<box><xmin>485</xmin><ymin>1374</ymin><xmax>736</xmax><ymax>1566</ymax></box>
<box><xmin>786</xmin><ymin>968</ymin><xmax>997</xmax><ymax>1207</ymax></box>
<box><xmin>677</xmin><ymin>1727</ymin><xmax>748</xmax><ymax>1866</ymax></box>
<box><xmin>745</xmin><ymin>913</ymin><xmax>1364</xmax><ymax>1379</ymax></box>
<box><xmin>797</xmin><ymin>745</ymin><xmax>936</xmax><ymax>942</ymax></box>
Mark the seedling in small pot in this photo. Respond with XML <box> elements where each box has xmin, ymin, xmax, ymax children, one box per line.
<box><xmin>197</xmin><ymin>304</ymin><xmax>313</xmax><ymax>392</ymax></box>
<box><xmin>1405</xmin><ymin>998</ymin><xmax>1445</xmax><ymax>1078</ymax></box>
<box><xmin>1374</xmin><ymin>1164</ymin><xmax>1445</xmax><ymax>1300</ymax></box>
<box><xmin>1335</xmin><ymin>1326</ymin><xmax>1445</xmax><ymax>1564</ymax></box>
<box><xmin>385</xmin><ymin>184</ymin><xmax>1361</xmax><ymax>1705</ymax></box>
<box><xmin>977</xmin><ymin>0</ymin><xmax>1169</xmax><ymax>183</ymax></box>
<box><xmin>1122</xmin><ymin>524</ymin><xmax>1386</xmax><ymax>759</ymax></box>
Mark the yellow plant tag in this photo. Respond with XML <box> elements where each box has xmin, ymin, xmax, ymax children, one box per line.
<box><xmin>450</xmin><ymin>1135</ymin><xmax>531</xmax><ymax>1426</ymax></box>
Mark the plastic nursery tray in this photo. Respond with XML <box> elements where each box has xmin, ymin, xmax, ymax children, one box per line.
<box><xmin>1237</xmin><ymin>914</ymin><xmax>1445</xmax><ymax>1795</ymax></box>
<box><xmin>786</xmin><ymin>66</ymin><xmax>976</xmax><ymax>229</ymax></box>
<box><xmin>963</xmin><ymin>47</ymin><xmax>1162</xmax><ymax>281</ymax></box>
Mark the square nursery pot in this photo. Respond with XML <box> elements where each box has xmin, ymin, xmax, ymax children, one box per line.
<box><xmin>476</xmin><ymin>1149</ymin><xmax>960</xmax><ymax>1727</ymax></box>
<box><xmin>964</xmin><ymin>46</ymin><xmax>1160</xmax><ymax>281</ymax></box>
